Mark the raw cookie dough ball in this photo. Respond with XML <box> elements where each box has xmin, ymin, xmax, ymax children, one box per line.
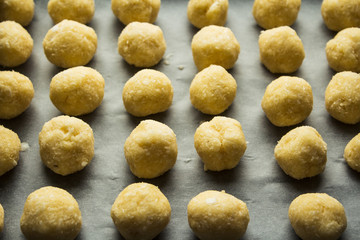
<box><xmin>50</xmin><ymin>66</ymin><xmax>105</xmax><ymax>116</ymax></box>
<box><xmin>118</xmin><ymin>22</ymin><xmax>166</xmax><ymax>67</ymax></box>
<box><xmin>289</xmin><ymin>193</ymin><xmax>347</xmax><ymax>240</ymax></box>
<box><xmin>325</xmin><ymin>71</ymin><xmax>360</xmax><ymax>124</ymax></box>
<box><xmin>39</xmin><ymin>115</ymin><xmax>94</xmax><ymax>176</ymax></box>
<box><xmin>187</xmin><ymin>0</ymin><xmax>229</xmax><ymax>29</ymax></box>
<box><xmin>194</xmin><ymin>116</ymin><xmax>246</xmax><ymax>171</ymax></box>
<box><xmin>124</xmin><ymin>120</ymin><xmax>177</xmax><ymax>178</ymax></box>
<box><xmin>20</xmin><ymin>186</ymin><xmax>82</xmax><ymax>240</ymax></box>
<box><xmin>274</xmin><ymin>126</ymin><xmax>327</xmax><ymax>180</ymax></box>
<box><xmin>259</xmin><ymin>26</ymin><xmax>305</xmax><ymax>73</ymax></box>
<box><xmin>0</xmin><ymin>126</ymin><xmax>21</xmax><ymax>176</ymax></box>
<box><xmin>0</xmin><ymin>0</ymin><xmax>34</xmax><ymax>26</ymax></box>
<box><xmin>261</xmin><ymin>76</ymin><xmax>313</xmax><ymax>127</ymax></box>
<box><xmin>0</xmin><ymin>203</ymin><xmax>3</xmax><ymax>233</ymax></box>
<box><xmin>43</xmin><ymin>20</ymin><xmax>97</xmax><ymax>68</ymax></box>
<box><xmin>192</xmin><ymin>25</ymin><xmax>240</xmax><ymax>70</ymax></box>
<box><xmin>344</xmin><ymin>133</ymin><xmax>360</xmax><ymax>172</ymax></box>
<box><xmin>48</xmin><ymin>0</ymin><xmax>95</xmax><ymax>24</ymax></box>
<box><xmin>190</xmin><ymin>65</ymin><xmax>237</xmax><ymax>115</ymax></box>
<box><xmin>187</xmin><ymin>190</ymin><xmax>250</xmax><ymax>240</ymax></box>
<box><xmin>111</xmin><ymin>182</ymin><xmax>171</xmax><ymax>240</ymax></box>
<box><xmin>0</xmin><ymin>21</ymin><xmax>33</xmax><ymax>68</ymax></box>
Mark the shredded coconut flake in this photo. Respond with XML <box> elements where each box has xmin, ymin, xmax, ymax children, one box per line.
<box><xmin>21</xmin><ymin>142</ymin><xmax>30</xmax><ymax>151</ymax></box>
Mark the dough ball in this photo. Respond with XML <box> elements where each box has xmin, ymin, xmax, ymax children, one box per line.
<box><xmin>326</xmin><ymin>28</ymin><xmax>360</xmax><ymax>73</ymax></box>
<box><xmin>187</xmin><ymin>190</ymin><xmax>250</xmax><ymax>240</ymax></box>
<box><xmin>118</xmin><ymin>22</ymin><xmax>166</xmax><ymax>67</ymax></box>
<box><xmin>0</xmin><ymin>21</ymin><xmax>33</xmax><ymax>68</ymax></box>
<box><xmin>0</xmin><ymin>203</ymin><xmax>3</xmax><ymax>233</ymax></box>
<box><xmin>20</xmin><ymin>186</ymin><xmax>82</xmax><ymax>240</ymax></box>
<box><xmin>274</xmin><ymin>126</ymin><xmax>327</xmax><ymax>180</ymax></box>
<box><xmin>252</xmin><ymin>0</ymin><xmax>301</xmax><ymax>29</ymax></box>
<box><xmin>261</xmin><ymin>76</ymin><xmax>313</xmax><ymax>127</ymax></box>
<box><xmin>258</xmin><ymin>26</ymin><xmax>305</xmax><ymax>73</ymax></box>
<box><xmin>325</xmin><ymin>71</ymin><xmax>360</xmax><ymax>124</ymax></box>
<box><xmin>48</xmin><ymin>0</ymin><xmax>95</xmax><ymax>24</ymax></box>
<box><xmin>111</xmin><ymin>182</ymin><xmax>171</xmax><ymax>240</ymax></box>
<box><xmin>187</xmin><ymin>0</ymin><xmax>228</xmax><ymax>29</ymax></box>
<box><xmin>0</xmin><ymin>71</ymin><xmax>34</xmax><ymax>119</ymax></box>
<box><xmin>190</xmin><ymin>65</ymin><xmax>237</xmax><ymax>115</ymax></box>
<box><xmin>50</xmin><ymin>66</ymin><xmax>105</xmax><ymax>116</ymax></box>
<box><xmin>0</xmin><ymin>125</ymin><xmax>21</xmax><ymax>176</ymax></box>
<box><xmin>344</xmin><ymin>133</ymin><xmax>360</xmax><ymax>172</ymax></box>
<box><xmin>111</xmin><ymin>0</ymin><xmax>160</xmax><ymax>25</ymax></box>
<box><xmin>124</xmin><ymin>120</ymin><xmax>177</xmax><ymax>178</ymax></box>
<box><xmin>122</xmin><ymin>69</ymin><xmax>173</xmax><ymax>117</ymax></box>
<box><xmin>191</xmin><ymin>25</ymin><xmax>240</xmax><ymax>70</ymax></box>
<box><xmin>43</xmin><ymin>20</ymin><xmax>97</xmax><ymax>68</ymax></box>
<box><xmin>194</xmin><ymin>116</ymin><xmax>246</xmax><ymax>171</ymax></box>
<box><xmin>289</xmin><ymin>193</ymin><xmax>347</xmax><ymax>240</ymax></box>
<box><xmin>0</xmin><ymin>0</ymin><xmax>34</xmax><ymax>26</ymax></box>
<box><xmin>39</xmin><ymin>115</ymin><xmax>94</xmax><ymax>176</ymax></box>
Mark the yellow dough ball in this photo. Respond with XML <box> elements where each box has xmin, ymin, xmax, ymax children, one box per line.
<box><xmin>111</xmin><ymin>0</ymin><xmax>161</xmax><ymax>25</ymax></box>
<box><xmin>0</xmin><ymin>0</ymin><xmax>34</xmax><ymax>26</ymax></box>
<box><xmin>48</xmin><ymin>0</ymin><xmax>95</xmax><ymax>24</ymax></box>
<box><xmin>0</xmin><ymin>203</ymin><xmax>3</xmax><ymax>233</ymax></box>
<box><xmin>122</xmin><ymin>69</ymin><xmax>173</xmax><ymax>117</ymax></box>
<box><xmin>187</xmin><ymin>0</ymin><xmax>228</xmax><ymax>29</ymax></box>
<box><xmin>111</xmin><ymin>182</ymin><xmax>171</xmax><ymax>240</ymax></box>
<box><xmin>190</xmin><ymin>65</ymin><xmax>237</xmax><ymax>115</ymax></box>
<box><xmin>187</xmin><ymin>190</ymin><xmax>250</xmax><ymax>240</ymax></box>
<box><xmin>289</xmin><ymin>193</ymin><xmax>347</xmax><ymax>240</ymax></box>
<box><xmin>0</xmin><ymin>126</ymin><xmax>21</xmax><ymax>176</ymax></box>
<box><xmin>118</xmin><ymin>22</ymin><xmax>166</xmax><ymax>67</ymax></box>
<box><xmin>261</xmin><ymin>76</ymin><xmax>313</xmax><ymax>127</ymax></box>
<box><xmin>258</xmin><ymin>26</ymin><xmax>305</xmax><ymax>73</ymax></box>
<box><xmin>20</xmin><ymin>186</ymin><xmax>82</xmax><ymax>240</ymax></box>
<box><xmin>344</xmin><ymin>133</ymin><xmax>360</xmax><ymax>172</ymax></box>
<box><xmin>124</xmin><ymin>120</ymin><xmax>177</xmax><ymax>179</ymax></box>
<box><xmin>43</xmin><ymin>20</ymin><xmax>97</xmax><ymax>68</ymax></box>
<box><xmin>191</xmin><ymin>25</ymin><xmax>240</xmax><ymax>70</ymax></box>
<box><xmin>39</xmin><ymin>115</ymin><xmax>94</xmax><ymax>176</ymax></box>
<box><xmin>0</xmin><ymin>21</ymin><xmax>33</xmax><ymax>68</ymax></box>
<box><xmin>50</xmin><ymin>66</ymin><xmax>105</xmax><ymax>116</ymax></box>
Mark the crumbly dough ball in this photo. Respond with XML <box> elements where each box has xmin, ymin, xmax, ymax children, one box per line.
<box><xmin>0</xmin><ymin>21</ymin><xmax>33</xmax><ymax>68</ymax></box>
<box><xmin>39</xmin><ymin>115</ymin><xmax>94</xmax><ymax>176</ymax></box>
<box><xmin>325</xmin><ymin>71</ymin><xmax>360</xmax><ymax>124</ymax></box>
<box><xmin>111</xmin><ymin>182</ymin><xmax>171</xmax><ymax>240</ymax></box>
<box><xmin>20</xmin><ymin>186</ymin><xmax>82</xmax><ymax>240</ymax></box>
<box><xmin>326</xmin><ymin>28</ymin><xmax>360</xmax><ymax>73</ymax></box>
<box><xmin>43</xmin><ymin>20</ymin><xmax>97</xmax><ymax>68</ymax></box>
<box><xmin>48</xmin><ymin>0</ymin><xmax>95</xmax><ymax>24</ymax></box>
<box><xmin>0</xmin><ymin>203</ymin><xmax>3</xmax><ymax>233</ymax></box>
<box><xmin>190</xmin><ymin>65</ymin><xmax>237</xmax><ymax>115</ymax></box>
<box><xmin>0</xmin><ymin>126</ymin><xmax>21</xmax><ymax>176</ymax></box>
<box><xmin>118</xmin><ymin>22</ymin><xmax>166</xmax><ymax>67</ymax></box>
<box><xmin>124</xmin><ymin>120</ymin><xmax>177</xmax><ymax>178</ymax></box>
<box><xmin>344</xmin><ymin>133</ymin><xmax>360</xmax><ymax>172</ymax></box>
<box><xmin>259</xmin><ymin>26</ymin><xmax>305</xmax><ymax>73</ymax></box>
<box><xmin>0</xmin><ymin>0</ymin><xmax>34</xmax><ymax>26</ymax></box>
<box><xmin>187</xmin><ymin>0</ymin><xmax>228</xmax><ymax>29</ymax></box>
<box><xmin>289</xmin><ymin>193</ymin><xmax>347</xmax><ymax>240</ymax></box>
<box><xmin>261</xmin><ymin>76</ymin><xmax>313</xmax><ymax>127</ymax></box>
<box><xmin>111</xmin><ymin>0</ymin><xmax>160</xmax><ymax>25</ymax></box>
<box><xmin>50</xmin><ymin>66</ymin><xmax>105</xmax><ymax>116</ymax></box>
<box><xmin>191</xmin><ymin>25</ymin><xmax>240</xmax><ymax>70</ymax></box>
<box><xmin>187</xmin><ymin>190</ymin><xmax>250</xmax><ymax>240</ymax></box>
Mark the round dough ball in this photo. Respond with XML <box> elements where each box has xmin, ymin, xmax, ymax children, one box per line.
<box><xmin>39</xmin><ymin>115</ymin><xmax>94</xmax><ymax>176</ymax></box>
<box><xmin>20</xmin><ymin>186</ymin><xmax>82</xmax><ymax>240</ymax></box>
<box><xmin>191</xmin><ymin>25</ymin><xmax>240</xmax><ymax>70</ymax></box>
<box><xmin>111</xmin><ymin>0</ymin><xmax>160</xmax><ymax>25</ymax></box>
<box><xmin>48</xmin><ymin>0</ymin><xmax>95</xmax><ymax>24</ymax></box>
<box><xmin>258</xmin><ymin>26</ymin><xmax>305</xmax><ymax>73</ymax></box>
<box><xmin>344</xmin><ymin>133</ymin><xmax>360</xmax><ymax>172</ymax></box>
<box><xmin>124</xmin><ymin>120</ymin><xmax>177</xmax><ymax>178</ymax></box>
<box><xmin>187</xmin><ymin>190</ymin><xmax>250</xmax><ymax>240</ymax></box>
<box><xmin>0</xmin><ymin>0</ymin><xmax>34</xmax><ymax>26</ymax></box>
<box><xmin>261</xmin><ymin>76</ymin><xmax>313</xmax><ymax>127</ymax></box>
<box><xmin>0</xmin><ymin>21</ymin><xmax>33</xmax><ymax>68</ymax></box>
<box><xmin>252</xmin><ymin>0</ymin><xmax>301</xmax><ymax>29</ymax></box>
<box><xmin>190</xmin><ymin>65</ymin><xmax>237</xmax><ymax>115</ymax></box>
<box><xmin>50</xmin><ymin>66</ymin><xmax>105</xmax><ymax>116</ymax></box>
<box><xmin>0</xmin><ymin>203</ymin><xmax>3</xmax><ymax>233</ymax></box>
<box><xmin>289</xmin><ymin>193</ymin><xmax>347</xmax><ymax>240</ymax></box>
<box><xmin>325</xmin><ymin>71</ymin><xmax>360</xmax><ymax>124</ymax></box>
<box><xmin>43</xmin><ymin>20</ymin><xmax>97</xmax><ymax>68</ymax></box>
<box><xmin>111</xmin><ymin>182</ymin><xmax>171</xmax><ymax>240</ymax></box>
<box><xmin>194</xmin><ymin>116</ymin><xmax>246</xmax><ymax>171</ymax></box>
<box><xmin>0</xmin><ymin>126</ymin><xmax>21</xmax><ymax>176</ymax></box>
<box><xmin>118</xmin><ymin>22</ymin><xmax>166</xmax><ymax>67</ymax></box>
<box><xmin>187</xmin><ymin>0</ymin><xmax>228</xmax><ymax>29</ymax></box>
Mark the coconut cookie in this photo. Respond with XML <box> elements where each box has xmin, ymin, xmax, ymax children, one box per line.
<box><xmin>48</xmin><ymin>0</ymin><xmax>95</xmax><ymax>24</ymax></box>
<box><xmin>0</xmin><ymin>0</ymin><xmax>34</xmax><ymax>26</ymax></box>
<box><xmin>344</xmin><ymin>133</ymin><xmax>360</xmax><ymax>172</ymax></box>
<box><xmin>187</xmin><ymin>0</ymin><xmax>228</xmax><ymax>29</ymax></box>
<box><xmin>0</xmin><ymin>126</ymin><xmax>21</xmax><ymax>176</ymax></box>
<box><xmin>0</xmin><ymin>203</ymin><xmax>3</xmax><ymax>233</ymax></box>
